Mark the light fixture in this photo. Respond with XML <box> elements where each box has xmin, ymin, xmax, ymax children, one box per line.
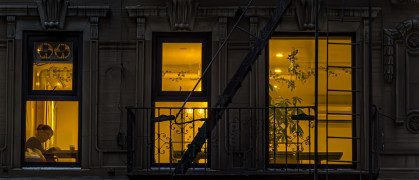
<box><xmin>198</xmin><ymin>109</ymin><xmax>204</xmax><ymax>114</ymax></box>
<box><xmin>274</xmin><ymin>85</ymin><xmax>278</xmax><ymax>88</ymax></box>
<box><xmin>274</xmin><ymin>69</ymin><xmax>282</xmax><ymax>73</ymax></box>
<box><xmin>187</xmin><ymin>109</ymin><xmax>193</xmax><ymax>113</ymax></box>
<box><xmin>276</xmin><ymin>53</ymin><xmax>283</xmax><ymax>57</ymax></box>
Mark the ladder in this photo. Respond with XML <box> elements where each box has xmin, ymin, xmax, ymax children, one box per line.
<box><xmin>173</xmin><ymin>0</ymin><xmax>291</xmax><ymax>174</ymax></box>
<box><xmin>324</xmin><ymin>0</ymin><xmax>365</xmax><ymax>179</ymax></box>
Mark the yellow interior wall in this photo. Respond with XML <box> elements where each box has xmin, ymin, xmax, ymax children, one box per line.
<box><xmin>55</xmin><ymin>101</ymin><xmax>79</xmax><ymax>150</ymax></box>
<box><xmin>25</xmin><ymin>101</ymin><xmax>78</xmax><ymax>162</ymax></box>
<box><xmin>269</xmin><ymin>37</ymin><xmax>353</xmax><ymax>165</ymax></box>
<box><xmin>162</xmin><ymin>43</ymin><xmax>202</xmax><ymax>91</ymax></box>
<box><xmin>154</xmin><ymin>102</ymin><xmax>208</xmax><ymax>164</ymax></box>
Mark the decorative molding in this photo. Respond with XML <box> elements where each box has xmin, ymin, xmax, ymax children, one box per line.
<box><xmin>67</xmin><ymin>6</ymin><xmax>110</xmax><ymax>17</ymax></box>
<box><xmin>36</xmin><ymin>0</ymin><xmax>69</xmax><ymax>29</ymax></box>
<box><xmin>294</xmin><ymin>0</ymin><xmax>324</xmax><ymax>30</ymax></box>
<box><xmin>0</xmin><ymin>5</ymin><xmax>109</xmax><ymax>17</ymax></box>
<box><xmin>249</xmin><ymin>17</ymin><xmax>258</xmax><ymax>41</ymax></box>
<box><xmin>126</xmin><ymin>6</ymin><xmax>166</xmax><ymax>17</ymax></box>
<box><xmin>326</xmin><ymin>7</ymin><xmax>380</xmax><ymax>18</ymax></box>
<box><xmin>406</xmin><ymin>32</ymin><xmax>419</xmax><ymax>50</ymax></box>
<box><xmin>0</xmin><ymin>5</ymin><xmax>38</xmax><ymax>16</ymax></box>
<box><xmin>90</xmin><ymin>17</ymin><xmax>99</xmax><ymax>40</ymax></box>
<box><xmin>383</xmin><ymin>18</ymin><xmax>419</xmax><ymax>83</ymax></box>
<box><xmin>218</xmin><ymin>17</ymin><xmax>227</xmax><ymax>41</ymax></box>
<box><xmin>383</xmin><ymin>31</ymin><xmax>395</xmax><ymax>84</ymax></box>
<box><xmin>126</xmin><ymin>6</ymin><xmax>380</xmax><ymax>18</ymax></box>
<box><xmin>391</xmin><ymin>0</ymin><xmax>419</xmax><ymax>4</ymax></box>
<box><xmin>137</xmin><ymin>17</ymin><xmax>146</xmax><ymax>40</ymax></box>
<box><xmin>385</xmin><ymin>18</ymin><xmax>419</xmax><ymax>129</ymax></box>
<box><xmin>407</xmin><ymin>111</ymin><xmax>419</xmax><ymax>133</ymax></box>
<box><xmin>6</xmin><ymin>16</ymin><xmax>15</xmax><ymax>38</ymax></box>
<box><xmin>167</xmin><ymin>0</ymin><xmax>198</xmax><ymax>31</ymax></box>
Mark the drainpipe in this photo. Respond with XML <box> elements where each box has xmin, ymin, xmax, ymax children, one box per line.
<box><xmin>368</xmin><ymin>0</ymin><xmax>373</xmax><ymax>179</ymax></box>
<box><xmin>314</xmin><ymin>0</ymin><xmax>319</xmax><ymax>179</ymax></box>
<box><xmin>0</xmin><ymin>39</ymin><xmax>11</xmax><ymax>167</ymax></box>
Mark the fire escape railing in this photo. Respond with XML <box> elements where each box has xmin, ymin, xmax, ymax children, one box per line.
<box><xmin>127</xmin><ymin>106</ymin><xmax>316</xmax><ymax>174</ymax></box>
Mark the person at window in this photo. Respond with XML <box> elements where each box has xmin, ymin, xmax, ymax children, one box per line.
<box><xmin>25</xmin><ymin>124</ymin><xmax>61</xmax><ymax>162</ymax></box>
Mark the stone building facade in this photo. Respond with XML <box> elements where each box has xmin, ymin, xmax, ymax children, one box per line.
<box><xmin>0</xmin><ymin>0</ymin><xmax>418</xmax><ymax>179</ymax></box>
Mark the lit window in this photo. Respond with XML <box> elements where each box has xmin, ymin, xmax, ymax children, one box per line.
<box><xmin>24</xmin><ymin>33</ymin><xmax>82</xmax><ymax>166</ymax></box>
<box><xmin>268</xmin><ymin>36</ymin><xmax>353</xmax><ymax>165</ymax></box>
<box><xmin>162</xmin><ymin>43</ymin><xmax>202</xmax><ymax>92</ymax></box>
<box><xmin>25</xmin><ymin>101</ymin><xmax>78</xmax><ymax>163</ymax></box>
<box><xmin>33</xmin><ymin>42</ymin><xmax>73</xmax><ymax>91</ymax></box>
<box><xmin>154</xmin><ymin>102</ymin><xmax>208</xmax><ymax>164</ymax></box>
<box><xmin>153</xmin><ymin>33</ymin><xmax>210</xmax><ymax>165</ymax></box>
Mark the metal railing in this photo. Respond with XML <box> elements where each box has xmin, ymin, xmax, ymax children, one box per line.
<box><xmin>126</xmin><ymin>106</ymin><xmax>316</xmax><ymax>174</ymax></box>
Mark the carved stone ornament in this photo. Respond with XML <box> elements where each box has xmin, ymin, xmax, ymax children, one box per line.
<box><xmin>407</xmin><ymin>112</ymin><xmax>419</xmax><ymax>133</ymax></box>
<box><xmin>294</xmin><ymin>0</ymin><xmax>324</xmax><ymax>30</ymax></box>
<box><xmin>406</xmin><ymin>32</ymin><xmax>419</xmax><ymax>50</ymax></box>
<box><xmin>36</xmin><ymin>0</ymin><xmax>69</xmax><ymax>29</ymax></box>
<box><xmin>383</xmin><ymin>18</ymin><xmax>419</xmax><ymax>83</ymax></box>
<box><xmin>167</xmin><ymin>0</ymin><xmax>198</xmax><ymax>31</ymax></box>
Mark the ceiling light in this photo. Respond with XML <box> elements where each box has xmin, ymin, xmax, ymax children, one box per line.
<box><xmin>274</xmin><ymin>69</ymin><xmax>282</xmax><ymax>73</ymax></box>
<box><xmin>276</xmin><ymin>53</ymin><xmax>283</xmax><ymax>57</ymax></box>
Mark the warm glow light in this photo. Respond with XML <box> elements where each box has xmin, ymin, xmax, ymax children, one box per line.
<box><xmin>154</xmin><ymin>102</ymin><xmax>208</xmax><ymax>164</ymax></box>
<box><xmin>162</xmin><ymin>43</ymin><xmax>202</xmax><ymax>92</ymax></box>
<box><xmin>269</xmin><ymin>37</ymin><xmax>353</xmax><ymax>165</ymax></box>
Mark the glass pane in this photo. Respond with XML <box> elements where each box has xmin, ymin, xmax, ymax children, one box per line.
<box><xmin>33</xmin><ymin>42</ymin><xmax>73</xmax><ymax>91</ymax></box>
<box><xmin>25</xmin><ymin>101</ymin><xmax>78</xmax><ymax>163</ymax></box>
<box><xmin>33</xmin><ymin>63</ymin><xmax>73</xmax><ymax>90</ymax></box>
<box><xmin>154</xmin><ymin>102</ymin><xmax>207</xmax><ymax>164</ymax></box>
<box><xmin>268</xmin><ymin>37</ymin><xmax>352</xmax><ymax>165</ymax></box>
<box><xmin>162</xmin><ymin>43</ymin><xmax>202</xmax><ymax>91</ymax></box>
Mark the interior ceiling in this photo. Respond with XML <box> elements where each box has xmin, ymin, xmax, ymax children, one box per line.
<box><xmin>163</xmin><ymin>43</ymin><xmax>202</xmax><ymax>65</ymax></box>
<box><xmin>269</xmin><ymin>37</ymin><xmax>352</xmax><ymax>68</ymax></box>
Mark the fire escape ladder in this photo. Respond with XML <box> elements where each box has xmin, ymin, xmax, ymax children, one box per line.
<box><xmin>173</xmin><ymin>0</ymin><xmax>291</xmax><ymax>174</ymax></box>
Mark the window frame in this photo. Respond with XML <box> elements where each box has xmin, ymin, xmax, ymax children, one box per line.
<box><xmin>22</xmin><ymin>32</ymin><xmax>83</xmax><ymax>167</ymax></box>
<box><xmin>152</xmin><ymin>32</ymin><xmax>211</xmax><ymax>101</ymax></box>
<box><xmin>265</xmin><ymin>32</ymin><xmax>357</xmax><ymax>169</ymax></box>
<box><xmin>24</xmin><ymin>32</ymin><xmax>81</xmax><ymax>96</ymax></box>
<box><xmin>151</xmin><ymin>32</ymin><xmax>212</xmax><ymax>166</ymax></box>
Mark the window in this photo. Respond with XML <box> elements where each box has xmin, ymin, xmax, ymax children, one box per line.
<box><xmin>152</xmin><ymin>33</ymin><xmax>211</xmax><ymax>165</ymax></box>
<box><xmin>23</xmin><ymin>32</ymin><xmax>82</xmax><ymax>166</ymax></box>
<box><xmin>33</xmin><ymin>42</ymin><xmax>73</xmax><ymax>91</ymax></box>
<box><xmin>268</xmin><ymin>36</ymin><xmax>354</xmax><ymax>166</ymax></box>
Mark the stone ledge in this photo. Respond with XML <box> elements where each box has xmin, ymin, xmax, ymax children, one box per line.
<box><xmin>0</xmin><ymin>5</ymin><xmax>109</xmax><ymax>17</ymax></box>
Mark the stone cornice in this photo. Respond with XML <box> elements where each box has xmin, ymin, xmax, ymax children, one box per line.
<box><xmin>126</xmin><ymin>6</ymin><xmax>167</xmax><ymax>17</ymax></box>
<box><xmin>67</xmin><ymin>6</ymin><xmax>110</xmax><ymax>17</ymax></box>
<box><xmin>0</xmin><ymin>5</ymin><xmax>109</xmax><ymax>17</ymax></box>
<box><xmin>126</xmin><ymin>5</ymin><xmax>380</xmax><ymax>18</ymax></box>
<box><xmin>391</xmin><ymin>0</ymin><xmax>419</xmax><ymax>4</ymax></box>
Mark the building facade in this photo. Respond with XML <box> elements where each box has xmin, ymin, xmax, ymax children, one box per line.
<box><xmin>0</xmin><ymin>0</ymin><xmax>418</xmax><ymax>179</ymax></box>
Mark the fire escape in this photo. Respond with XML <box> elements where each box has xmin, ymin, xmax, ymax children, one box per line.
<box><xmin>127</xmin><ymin>0</ymin><xmax>376</xmax><ymax>179</ymax></box>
